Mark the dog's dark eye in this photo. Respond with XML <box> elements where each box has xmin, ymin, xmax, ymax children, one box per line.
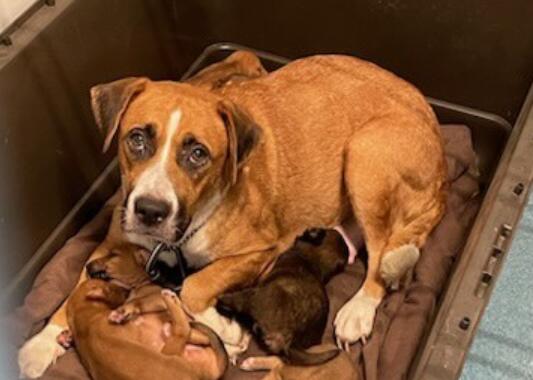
<box><xmin>180</xmin><ymin>138</ymin><xmax>210</xmax><ymax>168</ymax></box>
<box><xmin>126</xmin><ymin>127</ymin><xmax>153</xmax><ymax>159</ymax></box>
<box><xmin>189</xmin><ymin>145</ymin><xmax>209</xmax><ymax>166</ymax></box>
<box><xmin>179</xmin><ymin>135</ymin><xmax>211</xmax><ymax>172</ymax></box>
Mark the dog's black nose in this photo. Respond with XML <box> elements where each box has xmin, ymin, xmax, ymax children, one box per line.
<box><xmin>134</xmin><ymin>197</ymin><xmax>171</xmax><ymax>226</ymax></box>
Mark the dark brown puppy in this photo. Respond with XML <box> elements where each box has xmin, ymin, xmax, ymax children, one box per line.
<box><xmin>217</xmin><ymin>229</ymin><xmax>347</xmax><ymax>366</ymax></box>
<box><xmin>67</xmin><ymin>246</ymin><xmax>228</xmax><ymax>380</ymax></box>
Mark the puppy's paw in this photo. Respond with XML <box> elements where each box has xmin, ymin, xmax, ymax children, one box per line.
<box><xmin>334</xmin><ymin>290</ymin><xmax>381</xmax><ymax>349</ymax></box>
<box><xmin>193</xmin><ymin>307</ymin><xmax>250</xmax><ymax>363</ymax></box>
<box><xmin>240</xmin><ymin>355</ymin><xmax>282</xmax><ymax>371</ymax></box>
<box><xmin>239</xmin><ymin>357</ymin><xmax>260</xmax><ymax>371</ymax></box>
<box><xmin>18</xmin><ymin>324</ymin><xmax>66</xmax><ymax>379</ymax></box>
<box><xmin>108</xmin><ymin>305</ymin><xmax>139</xmax><ymax>324</ymax></box>
<box><xmin>56</xmin><ymin>329</ymin><xmax>73</xmax><ymax>349</ymax></box>
<box><xmin>161</xmin><ymin>289</ymin><xmax>179</xmax><ymax>303</ymax></box>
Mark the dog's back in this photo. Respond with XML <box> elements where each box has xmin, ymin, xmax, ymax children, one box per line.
<box><xmin>220</xmin><ymin>55</ymin><xmax>443</xmax><ymax>228</ymax></box>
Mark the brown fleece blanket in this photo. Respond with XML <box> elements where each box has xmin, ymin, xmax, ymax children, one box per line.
<box><xmin>2</xmin><ymin>125</ymin><xmax>480</xmax><ymax>380</ymax></box>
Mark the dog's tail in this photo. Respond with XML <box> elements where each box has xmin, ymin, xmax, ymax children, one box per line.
<box><xmin>190</xmin><ymin>321</ymin><xmax>229</xmax><ymax>373</ymax></box>
<box><xmin>286</xmin><ymin>347</ymin><xmax>340</xmax><ymax>366</ymax></box>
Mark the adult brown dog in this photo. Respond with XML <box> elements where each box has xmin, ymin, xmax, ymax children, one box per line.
<box><xmin>19</xmin><ymin>52</ymin><xmax>446</xmax><ymax>377</ymax></box>
<box><xmin>66</xmin><ymin>247</ymin><xmax>228</xmax><ymax>380</ymax></box>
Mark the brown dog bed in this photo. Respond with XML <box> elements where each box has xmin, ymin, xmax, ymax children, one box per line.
<box><xmin>2</xmin><ymin>124</ymin><xmax>480</xmax><ymax>380</ymax></box>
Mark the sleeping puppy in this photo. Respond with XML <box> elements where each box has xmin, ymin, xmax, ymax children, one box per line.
<box><xmin>66</xmin><ymin>246</ymin><xmax>227</xmax><ymax>380</ymax></box>
<box><xmin>217</xmin><ymin>229</ymin><xmax>347</xmax><ymax>366</ymax></box>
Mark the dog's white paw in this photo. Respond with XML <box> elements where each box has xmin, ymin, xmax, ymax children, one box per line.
<box><xmin>18</xmin><ymin>324</ymin><xmax>66</xmax><ymax>379</ymax></box>
<box><xmin>225</xmin><ymin>333</ymin><xmax>252</xmax><ymax>365</ymax></box>
<box><xmin>334</xmin><ymin>290</ymin><xmax>381</xmax><ymax>349</ymax></box>
<box><xmin>193</xmin><ymin>306</ymin><xmax>250</xmax><ymax>363</ymax></box>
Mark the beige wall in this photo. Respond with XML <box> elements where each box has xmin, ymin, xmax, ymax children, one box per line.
<box><xmin>0</xmin><ymin>0</ymin><xmax>37</xmax><ymax>32</ymax></box>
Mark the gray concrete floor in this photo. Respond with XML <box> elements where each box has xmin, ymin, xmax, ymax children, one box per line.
<box><xmin>461</xmin><ymin>193</ymin><xmax>533</xmax><ymax>379</ymax></box>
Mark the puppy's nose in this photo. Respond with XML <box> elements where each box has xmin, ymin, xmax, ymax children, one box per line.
<box><xmin>134</xmin><ymin>196</ymin><xmax>171</xmax><ymax>226</ymax></box>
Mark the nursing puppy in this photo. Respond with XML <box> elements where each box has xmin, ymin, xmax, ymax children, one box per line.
<box><xmin>217</xmin><ymin>229</ymin><xmax>346</xmax><ymax>366</ymax></box>
<box><xmin>66</xmin><ymin>247</ymin><xmax>228</xmax><ymax>380</ymax></box>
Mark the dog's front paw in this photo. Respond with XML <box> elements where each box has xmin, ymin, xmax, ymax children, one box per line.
<box><xmin>334</xmin><ymin>290</ymin><xmax>381</xmax><ymax>349</ymax></box>
<box><xmin>180</xmin><ymin>278</ymin><xmax>210</xmax><ymax>314</ymax></box>
<box><xmin>225</xmin><ymin>332</ymin><xmax>251</xmax><ymax>365</ymax></box>
<box><xmin>193</xmin><ymin>306</ymin><xmax>250</xmax><ymax>364</ymax></box>
<box><xmin>18</xmin><ymin>324</ymin><xmax>66</xmax><ymax>379</ymax></box>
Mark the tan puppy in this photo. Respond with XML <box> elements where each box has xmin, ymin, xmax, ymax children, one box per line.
<box><xmin>66</xmin><ymin>247</ymin><xmax>227</xmax><ymax>380</ymax></box>
<box><xmin>19</xmin><ymin>53</ymin><xmax>446</xmax><ymax>376</ymax></box>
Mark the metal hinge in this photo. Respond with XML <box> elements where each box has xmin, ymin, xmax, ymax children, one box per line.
<box><xmin>475</xmin><ymin>223</ymin><xmax>513</xmax><ymax>298</ymax></box>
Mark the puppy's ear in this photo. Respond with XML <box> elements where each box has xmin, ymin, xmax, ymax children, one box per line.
<box><xmin>133</xmin><ymin>248</ymin><xmax>149</xmax><ymax>266</ymax></box>
<box><xmin>218</xmin><ymin>101</ymin><xmax>262</xmax><ymax>185</ymax></box>
<box><xmin>90</xmin><ymin>77</ymin><xmax>148</xmax><ymax>152</ymax></box>
<box><xmin>217</xmin><ymin>288</ymin><xmax>255</xmax><ymax>316</ymax></box>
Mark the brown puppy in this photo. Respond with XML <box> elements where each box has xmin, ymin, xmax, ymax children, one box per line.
<box><xmin>66</xmin><ymin>247</ymin><xmax>227</xmax><ymax>380</ymax></box>
<box><xmin>217</xmin><ymin>229</ymin><xmax>346</xmax><ymax>366</ymax></box>
<box><xmin>240</xmin><ymin>345</ymin><xmax>359</xmax><ymax>380</ymax></box>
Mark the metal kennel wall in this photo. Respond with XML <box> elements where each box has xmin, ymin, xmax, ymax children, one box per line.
<box><xmin>1</xmin><ymin>0</ymin><xmax>532</xmax><ymax>378</ymax></box>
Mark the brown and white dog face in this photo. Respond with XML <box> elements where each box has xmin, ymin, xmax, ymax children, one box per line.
<box><xmin>90</xmin><ymin>78</ymin><xmax>260</xmax><ymax>246</ymax></box>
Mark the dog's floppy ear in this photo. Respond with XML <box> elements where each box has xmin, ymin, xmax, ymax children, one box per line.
<box><xmin>216</xmin><ymin>288</ymin><xmax>255</xmax><ymax>316</ymax></box>
<box><xmin>90</xmin><ymin>77</ymin><xmax>148</xmax><ymax>152</ymax></box>
<box><xmin>218</xmin><ymin>101</ymin><xmax>262</xmax><ymax>185</ymax></box>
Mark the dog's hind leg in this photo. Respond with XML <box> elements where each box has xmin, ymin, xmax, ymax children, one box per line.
<box><xmin>334</xmin><ymin>115</ymin><xmax>445</xmax><ymax>347</ymax></box>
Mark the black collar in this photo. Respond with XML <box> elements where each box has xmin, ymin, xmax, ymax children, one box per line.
<box><xmin>145</xmin><ymin>243</ymin><xmax>187</xmax><ymax>291</ymax></box>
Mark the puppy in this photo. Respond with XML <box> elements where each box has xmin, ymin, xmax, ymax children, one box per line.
<box><xmin>217</xmin><ymin>229</ymin><xmax>347</xmax><ymax>366</ymax></box>
<box><xmin>239</xmin><ymin>345</ymin><xmax>359</xmax><ymax>380</ymax></box>
<box><xmin>66</xmin><ymin>246</ymin><xmax>227</xmax><ymax>380</ymax></box>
